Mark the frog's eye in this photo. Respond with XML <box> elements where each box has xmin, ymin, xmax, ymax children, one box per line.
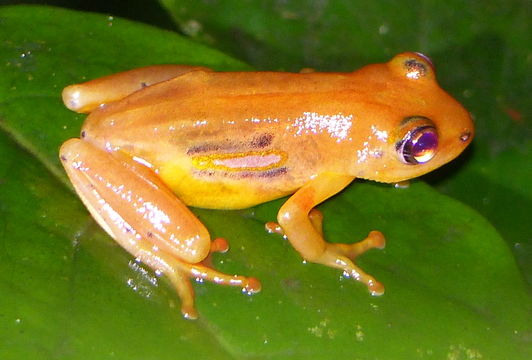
<box><xmin>396</xmin><ymin>117</ymin><xmax>438</xmax><ymax>165</ymax></box>
<box><xmin>403</xmin><ymin>54</ymin><xmax>433</xmax><ymax>79</ymax></box>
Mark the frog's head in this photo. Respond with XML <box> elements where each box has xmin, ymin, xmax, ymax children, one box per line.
<box><xmin>352</xmin><ymin>52</ymin><xmax>474</xmax><ymax>183</ymax></box>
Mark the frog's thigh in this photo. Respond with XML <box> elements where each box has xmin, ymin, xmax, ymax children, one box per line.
<box><xmin>60</xmin><ymin>139</ymin><xmax>259</xmax><ymax>318</ymax></box>
<box><xmin>62</xmin><ymin>64</ymin><xmax>212</xmax><ymax>113</ymax></box>
<box><xmin>277</xmin><ymin>173</ymin><xmax>385</xmax><ymax>295</ymax></box>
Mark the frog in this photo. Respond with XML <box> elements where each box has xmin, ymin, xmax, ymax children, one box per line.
<box><xmin>59</xmin><ymin>52</ymin><xmax>474</xmax><ymax>319</ymax></box>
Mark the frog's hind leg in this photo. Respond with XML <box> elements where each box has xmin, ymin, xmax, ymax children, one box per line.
<box><xmin>60</xmin><ymin>139</ymin><xmax>259</xmax><ymax>319</ymax></box>
<box><xmin>62</xmin><ymin>64</ymin><xmax>212</xmax><ymax>113</ymax></box>
<box><xmin>266</xmin><ymin>173</ymin><xmax>386</xmax><ymax>296</ymax></box>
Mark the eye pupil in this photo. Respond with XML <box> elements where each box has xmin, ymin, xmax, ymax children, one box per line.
<box><xmin>397</xmin><ymin>126</ymin><xmax>438</xmax><ymax>164</ymax></box>
<box><xmin>412</xmin><ymin>131</ymin><xmax>438</xmax><ymax>162</ymax></box>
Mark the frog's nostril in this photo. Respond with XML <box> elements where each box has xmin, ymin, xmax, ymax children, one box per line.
<box><xmin>81</xmin><ymin>130</ymin><xmax>87</xmax><ymax>138</ymax></box>
<box><xmin>459</xmin><ymin>130</ymin><xmax>471</xmax><ymax>142</ymax></box>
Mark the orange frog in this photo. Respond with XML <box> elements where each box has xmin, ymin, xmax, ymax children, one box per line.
<box><xmin>60</xmin><ymin>52</ymin><xmax>473</xmax><ymax>319</ymax></box>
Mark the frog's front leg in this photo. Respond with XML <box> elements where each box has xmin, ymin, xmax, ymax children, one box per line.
<box><xmin>62</xmin><ymin>64</ymin><xmax>212</xmax><ymax>113</ymax></box>
<box><xmin>59</xmin><ymin>139</ymin><xmax>260</xmax><ymax>319</ymax></box>
<box><xmin>270</xmin><ymin>173</ymin><xmax>385</xmax><ymax>295</ymax></box>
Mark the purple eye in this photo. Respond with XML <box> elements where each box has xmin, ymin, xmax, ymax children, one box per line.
<box><xmin>397</xmin><ymin>125</ymin><xmax>438</xmax><ymax>164</ymax></box>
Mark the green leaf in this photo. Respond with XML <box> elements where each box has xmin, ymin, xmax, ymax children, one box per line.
<box><xmin>0</xmin><ymin>4</ymin><xmax>530</xmax><ymax>360</ymax></box>
<box><xmin>160</xmin><ymin>0</ymin><xmax>529</xmax><ymax>71</ymax></box>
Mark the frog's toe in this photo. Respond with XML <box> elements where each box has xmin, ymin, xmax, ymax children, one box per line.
<box><xmin>190</xmin><ymin>261</ymin><xmax>262</xmax><ymax>295</ymax></box>
<box><xmin>316</xmin><ymin>231</ymin><xmax>385</xmax><ymax>296</ymax></box>
<box><xmin>242</xmin><ymin>277</ymin><xmax>262</xmax><ymax>295</ymax></box>
<box><xmin>326</xmin><ymin>230</ymin><xmax>385</xmax><ymax>260</ymax></box>
<box><xmin>210</xmin><ymin>237</ymin><xmax>229</xmax><ymax>253</ymax></box>
<box><xmin>265</xmin><ymin>221</ymin><xmax>285</xmax><ymax>236</ymax></box>
<box><xmin>163</xmin><ymin>268</ymin><xmax>198</xmax><ymax>319</ymax></box>
<box><xmin>324</xmin><ymin>250</ymin><xmax>385</xmax><ymax>296</ymax></box>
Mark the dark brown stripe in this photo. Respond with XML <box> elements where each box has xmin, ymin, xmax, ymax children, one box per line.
<box><xmin>187</xmin><ymin>132</ymin><xmax>275</xmax><ymax>155</ymax></box>
<box><xmin>187</xmin><ymin>142</ymin><xmax>225</xmax><ymax>155</ymax></box>
<box><xmin>194</xmin><ymin>166</ymin><xmax>287</xmax><ymax>179</ymax></box>
<box><xmin>250</xmin><ymin>133</ymin><xmax>273</xmax><ymax>149</ymax></box>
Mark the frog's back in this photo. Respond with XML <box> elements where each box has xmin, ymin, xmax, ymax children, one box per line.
<box><xmin>80</xmin><ymin>71</ymin><xmax>362</xmax><ymax>209</ymax></box>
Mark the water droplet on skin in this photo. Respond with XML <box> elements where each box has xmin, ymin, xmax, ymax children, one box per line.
<box><xmin>394</xmin><ymin>180</ymin><xmax>410</xmax><ymax>189</ymax></box>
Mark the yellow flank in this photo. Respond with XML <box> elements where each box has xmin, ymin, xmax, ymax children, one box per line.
<box><xmin>191</xmin><ymin>150</ymin><xmax>287</xmax><ymax>172</ymax></box>
<box><xmin>157</xmin><ymin>161</ymin><xmax>293</xmax><ymax>209</ymax></box>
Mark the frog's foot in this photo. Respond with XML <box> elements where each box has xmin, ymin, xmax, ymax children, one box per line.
<box><xmin>267</xmin><ymin>210</ymin><xmax>385</xmax><ymax>295</ymax></box>
<box><xmin>273</xmin><ymin>173</ymin><xmax>387</xmax><ymax>295</ymax></box>
<box><xmin>139</xmin><ymin>239</ymin><xmax>261</xmax><ymax>319</ymax></box>
<box><xmin>308</xmin><ymin>209</ymin><xmax>386</xmax><ymax>260</ymax></box>
<box><xmin>318</xmin><ymin>231</ymin><xmax>385</xmax><ymax>296</ymax></box>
